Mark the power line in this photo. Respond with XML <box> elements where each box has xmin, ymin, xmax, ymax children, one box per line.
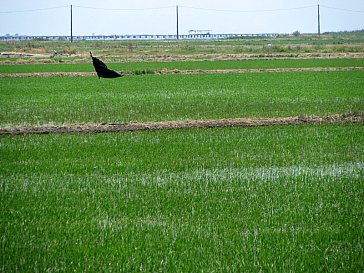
<box><xmin>2</xmin><ymin>4</ymin><xmax>364</xmax><ymax>14</ymax></box>
<box><xmin>0</xmin><ymin>5</ymin><xmax>68</xmax><ymax>14</ymax></box>
<box><xmin>320</xmin><ymin>5</ymin><xmax>364</xmax><ymax>13</ymax></box>
<box><xmin>72</xmin><ymin>5</ymin><xmax>175</xmax><ymax>11</ymax></box>
<box><xmin>179</xmin><ymin>5</ymin><xmax>317</xmax><ymax>13</ymax></box>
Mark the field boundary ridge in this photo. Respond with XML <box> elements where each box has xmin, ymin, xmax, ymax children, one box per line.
<box><xmin>1</xmin><ymin>67</ymin><xmax>364</xmax><ymax>78</ymax></box>
<box><xmin>1</xmin><ymin>114</ymin><xmax>362</xmax><ymax>135</ymax></box>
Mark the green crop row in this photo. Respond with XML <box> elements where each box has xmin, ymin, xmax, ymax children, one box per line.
<box><xmin>1</xmin><ymin>124</ymin><xmax>363</xmax><ymax>272</ymax></box>
<box><xmin>1</xmin><ymin>71</ymin><xmax>363</xmax><ymax>127</ymax></box>
<box><xmin>1</xmin><ymin>58</ymin><xmax>364</xmax><ymax>74</ymax></box>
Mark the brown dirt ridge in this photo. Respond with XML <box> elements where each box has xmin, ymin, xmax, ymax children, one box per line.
<box><xmin>2</xmin><ymin>52</ymin><xmax>364</xmax><ymax>64</ymax></box>
<box><xmin>1</xmin><ymin>114</ymin><xmax>362</xmax><ymax>136</ymax></box>
<box><xmin>1</xmin><ymin>67</ymin><xmax>363</xmax><ymax>78</ymax></box>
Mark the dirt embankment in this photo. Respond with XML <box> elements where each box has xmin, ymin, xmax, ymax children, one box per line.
<box><xmin>2</xmin><ymin>52</ymin><xmax>364</xmax><ymax>64</ymax></box>
<box><xmin>1</xmin><ymin>66</ymin><xmax>363</xmax><ymax>78</ymax></box>
<box><xmin>1</xmin><ymin>114</ymin><xmax>362</xmax><ymax>136</ymax></box>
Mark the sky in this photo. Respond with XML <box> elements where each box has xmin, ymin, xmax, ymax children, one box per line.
<box><xmin>0</xmin><ymin>0</ymin><xmax>363</xmax><ymax>36</ymax></box>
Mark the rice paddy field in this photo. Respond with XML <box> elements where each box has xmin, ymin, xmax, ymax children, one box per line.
<box><xmin>1</xmin><ymin>71</ymin><xmax>363</xmax><ymax>126</ymax></box>
<box><xmin>1</xmin><ymin>58</ymin><xmax>364</xmax><ymax>74</ymax></box>
<box><xmin>1</xmin><ymin>36</ymin><xmax>364</xmax><ymax>272</ymax></box>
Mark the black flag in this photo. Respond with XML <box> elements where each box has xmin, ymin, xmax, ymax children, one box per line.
<box><xmin>90</xmin><ymin>52</ymin><xmax>123</xmax><ymax>79</ymax></box>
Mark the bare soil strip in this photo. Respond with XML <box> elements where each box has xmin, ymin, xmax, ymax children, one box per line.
<box><xmin>1</xmin><ymin>114</ymin><xmax>362</xmax><ymax>136</ymax></box>
<box><xmin>157</xmin><ymin>67</ymin><xmax>364</xmax><ymax>75</ymax></box>
<box><xmin>2</xmin><ymin>52</ymin><xmax>364</xmax><ymax>63</ymax></box>
<box><xmin>1</xmin><ymin>67</ymin><xmax>363</xmax><ymax>78</ymax></box>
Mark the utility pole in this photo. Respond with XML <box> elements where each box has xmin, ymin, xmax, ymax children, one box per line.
<box><xmin>317</xmin><ymin>4</ymin><xmax>321</xmax><ymax>36</ymax></box>
<box><xmin>70</xmin><ymin>5</ymin><xmax>73</xmax><ymax>42</ymax></box>
<box><xmin>176</xmin><ymin>5</ymin><xmax>179</xmax><ymax>40</ymax></box>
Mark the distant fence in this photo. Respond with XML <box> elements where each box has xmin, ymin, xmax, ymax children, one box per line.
<box><xmin>0</xmin><ymin>33</ymin><xmax>279</xmax><ymax>41</ymax></box>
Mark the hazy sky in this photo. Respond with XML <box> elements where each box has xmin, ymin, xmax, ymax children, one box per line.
<box><xmin>1</xmin><ymin>0</ymin><xmax>363</xmax><ymax>36</ymax></box>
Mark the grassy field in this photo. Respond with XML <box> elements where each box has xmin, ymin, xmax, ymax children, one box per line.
<box><xmin>1</xmin><ymin>37</ymin><xmax>364</xmax><ymax>272</ymax></box>
<box><xmin>1</xmin><ymin>70</ymin><xmax>363</xmax><ymax>127</ymax></box>
<box><xmin>1</xmin><ymin>124</ymin><xmax>363</xmax><ymax>272</ymax></box>
<box><xmin>1</xmin><ymin>58</ymin><xmax>364</xmax><ymax>74</ymax></box>
<box><xmin>1</xmin><ymin>32</ymin><xmax>364</xmax><ymax>56</ymax></box>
